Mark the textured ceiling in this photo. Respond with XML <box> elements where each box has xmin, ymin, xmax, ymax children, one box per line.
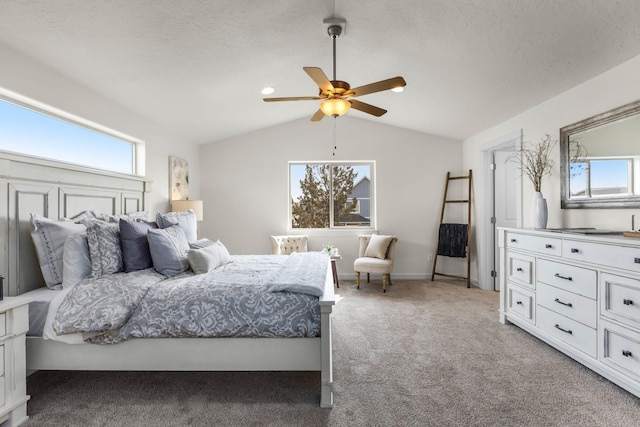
<box><xmin>1</xmin><ymin>0</ymin><xmax>640</xmax><ymax>144</ymax></box>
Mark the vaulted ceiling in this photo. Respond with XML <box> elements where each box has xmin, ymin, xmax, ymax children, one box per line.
<box><xmin>1</xmin><ymin>1</ymin><xmax>640</xmax><ymax>144</ymax></box>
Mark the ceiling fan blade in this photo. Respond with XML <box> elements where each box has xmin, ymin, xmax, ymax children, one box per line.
<box><xmin>263</xmin><ymin>96</ymin><xmax>324</xmax><ymax>102</ymax></box>
<box><xmin>349</xmin><ymin>99</ymin><xmax>387</xmax><ymax>117</ymax></box>
<box><xmin>350</xmin><ymin>76</ymin><xmax>407</xmax><ymax>97</ymax></box>
<box><xmin>310</xmin><ymin>109</ymin><xmax>325</xmax><ymax>122</ymax></box>
<box><xmin>304</xmin><ymin>67</ymin><xmax>334</xmax><ymax>94</ymax></box>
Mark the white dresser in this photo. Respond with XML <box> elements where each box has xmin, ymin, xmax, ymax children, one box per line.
<box><xmin>0</xmin><ymin>297</ymin><xmax>30</xmax><ymax>426</ymax></box>
<box><xmin>498</xmin><ymin>228</ymin><xmax>640</xmax><ymax>398</ymax></box>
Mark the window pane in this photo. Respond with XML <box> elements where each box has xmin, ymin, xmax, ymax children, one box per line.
<box><xmin>290</xmin><ymin>164</ymin><xmax>330</xmax><ymax>228</ymax></box>
<box><xmin>0</xmin><ymin>99</ymin><xmax>134</xmax><ymax>174</ymax></box>
<box><xmin>569</xmin><ymin>161</ymin><xmax>588</xmax><ymax>197</ymax></box>
<box><xmin>333</xmin><ymin>165</ymin><xmax>371</xmax><ymax>227</ymax></box>
<box><xmin>591</xmin><ymin>159</ymin><xmax>629</xmax><ymax>195</ymax></box>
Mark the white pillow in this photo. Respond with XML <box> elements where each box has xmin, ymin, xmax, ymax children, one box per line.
<box><xmin>62</xmin><ymin>233</ymin><xmax>91</xmax><ymax>289</ymax></box>
<box><xmin>364</xmin><ymin>234</ymin><xmax>394</xmax><ymax>260</ymax></box>
<box><xmin>214</xmin><ymin>240</ymin><xmax>232</xmax><ymax>265</ymax></box>
<box><xmin>30</xmin><ymin>213</ymin><xmax>86</xmax><ymax>289</ymax></box>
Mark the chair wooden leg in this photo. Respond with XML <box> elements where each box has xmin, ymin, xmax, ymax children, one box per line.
<box><xmin>383</xmin><ymin>274</ymin><xmax>389</xmax><ymax>292</ymax></box>
<box><xmin>367</xmin><ymin>273</ymin><xmax>370</xmax><ymax>283</ymax></box>
<box><xmin>355</xmin><ymin>271</ymin><xmax>360</xmax><ymax>289</ymax></box>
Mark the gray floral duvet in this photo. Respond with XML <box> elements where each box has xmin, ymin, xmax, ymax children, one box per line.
<box><xmin>53</xmin><ymin>253</ymin><xmax>328</xmax><ymax>344</ymax></box>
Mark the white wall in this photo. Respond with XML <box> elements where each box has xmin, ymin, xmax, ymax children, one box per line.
<box><xmin>0</xmin><ymin>42</ymin><xmax>200</xmax><ymax>214</ymax></box>
<box><xmin>463</xmin><ymin>53</ymin><xmax>640</xmax><ymax>288</ymax></box>
<box><xmin>199</xmin><ymin>116</ymin><xmax>464</xmax><ymax>279</ymax></box>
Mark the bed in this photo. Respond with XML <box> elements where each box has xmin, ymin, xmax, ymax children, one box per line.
<box><xmin>0</xmin><ymin>152</ymin><xmax>334</xmax><ymax>408</ymax></box>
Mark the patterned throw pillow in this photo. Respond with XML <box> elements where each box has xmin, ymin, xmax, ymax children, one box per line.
<box><xmin>84</xmin><ymin>219</ymin><xmax>124</xmax><ymax>277</ymax></box>
<box><xmin>156</xmin><ymin>210</ymin><xmax>198</xmax><ymax>242</ymax></box>
<box><xmin>147</xmin><ymin>225</ymin><xmax>190</xmax><ymax>277</ymax></box>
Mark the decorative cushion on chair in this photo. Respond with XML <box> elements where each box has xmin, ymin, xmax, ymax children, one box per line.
<box><xmin>364</xmin><ymin>234</ymin><xmax>394</xmax><ymax>259</ymax></box>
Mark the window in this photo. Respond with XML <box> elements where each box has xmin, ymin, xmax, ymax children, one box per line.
<box><xmin>289</xmin><ymin>161</ymin><xmax>374</xmax><ymax>229</ymax></box>
<box><xmin>0</xmin><ymin>94</ymin><xmax>143</xmax><ymax>175</ymax></box>
<box><xmin>569</xmin><ymin>157</ymin><xmax>635</xmax><ymax>198</ymax></box>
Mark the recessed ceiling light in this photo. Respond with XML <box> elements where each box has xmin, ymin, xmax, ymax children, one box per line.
<box><xmin>391</xmin><ymin>86</ymin><xmax>404</xmax><ymax>93</ymax></box>
<box><xmin>261</xmin><ymin>86</ymin><xmax>275</xmax><ymax>95</ymax></box>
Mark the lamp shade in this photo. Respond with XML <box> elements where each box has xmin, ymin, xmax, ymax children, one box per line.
<box><xmin>171</xmin><ymin>199</ymin><xmax>204</xmax><ymax>221</ymax></box>
<box><xmin>320</xmin><ymin>98</ymin><xmax>351</xmax><ymax>117</ymax></box>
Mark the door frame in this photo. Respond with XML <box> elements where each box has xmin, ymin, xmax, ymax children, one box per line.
<box><xmin>481</xmin><ymin>130</ymin><xmax>523</xmax><ymax>291</ymax></box>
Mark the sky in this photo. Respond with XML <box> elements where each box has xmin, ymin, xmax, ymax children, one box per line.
<box><xmin>0</xmin><ymin>99</ymin><xmax>133</xmax><ymax>174</ymax></box>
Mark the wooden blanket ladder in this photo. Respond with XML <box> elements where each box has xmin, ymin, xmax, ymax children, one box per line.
<box><xmin>431</xmin><ymin>170</ymin><xmax>472</xmax><ymax>287</ymax></box>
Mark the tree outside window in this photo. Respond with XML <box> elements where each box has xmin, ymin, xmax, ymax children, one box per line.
<box><xmin>290</xmin><ymin>162</ymin><xmax>373</xmax><ymax>229</ymax></box>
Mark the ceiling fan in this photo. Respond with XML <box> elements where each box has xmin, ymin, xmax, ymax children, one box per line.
<box><xmin>263</xmin><ymin>22</ymin><xmax>407</xmax><ymax>121</ymax></box>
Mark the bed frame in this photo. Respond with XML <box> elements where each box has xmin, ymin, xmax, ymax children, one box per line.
<box><xmin>0</xmin><ymin>152</ymin><xmax>334</xmax><ymax>408</ymax></box>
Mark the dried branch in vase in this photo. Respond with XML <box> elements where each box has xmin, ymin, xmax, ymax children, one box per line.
<box><xmin>507</xmin><ymin>133</ymin><xmax>556</xmax><ymax>193</ymax></box>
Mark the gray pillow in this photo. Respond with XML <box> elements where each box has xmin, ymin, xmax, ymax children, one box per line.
<box><xmin>187</xmin><ymin>245</ymin><xmax>221</xmax><ymax>274</ymax></box>
<box><xmin>84</xmin><ymin>219</ymin><xmax>124</xmax><ymax>277</ymax></box>
<box><xmin>147</xmin><ymin>225</ymin><xmax>190</xmax><ymax>277</ymax></box>
<box><xmin>156</xmin><ymin>210</ymin><xmax>197</xmax><ymax>242</ymax></box>
<box><xmin>30</xmin><ymin>213</ymin><xmax>86</xmax><ymax>289</ymax></box>
<box><xmin>119</xmin><ymin>219</ymin><xmax>157</xmax><ymax>272</ymax></box>
<box><xmin>189</xmin><ymin>238</ymin><xmax>214</xmax><ymax>250</ymax></box>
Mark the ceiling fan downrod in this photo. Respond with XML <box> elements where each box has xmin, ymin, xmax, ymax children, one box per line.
<box><xmin>327</xmin><ymin>25</ymin><xmax>342</xmax><ymax>82</ymax></box>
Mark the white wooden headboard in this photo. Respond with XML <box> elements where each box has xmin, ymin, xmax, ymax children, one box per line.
<box><xmin>0</xmin><ymin>152</ymin><xmax>152</xmax><ymax>295</ymax></box>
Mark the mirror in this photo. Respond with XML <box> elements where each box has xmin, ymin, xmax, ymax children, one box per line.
<box><xmin>560</xmin><ymin>99</ymin><xmax>640</xmax><ymax>208</ymax></box>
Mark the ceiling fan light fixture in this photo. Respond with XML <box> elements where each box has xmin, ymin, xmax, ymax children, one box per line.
<box><xmin>391</xmin><ymin>86</ymin><xmax>404</xmax><ymax>93</ymax></box>
<box><xmin>261</xmin><ymin>86</ymin><xmax>275</xmax><ymax>95</ymax></box>
<box><xmin>320</xmin><ymin>98</ymin><xmax>351</xmax><ymax>117</ymax></box>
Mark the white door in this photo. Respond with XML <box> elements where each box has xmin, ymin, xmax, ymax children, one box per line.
<box><xmin>490</xmin><ymin>150</ymin><xmax>519</xmax><ymax>290</ymax></box>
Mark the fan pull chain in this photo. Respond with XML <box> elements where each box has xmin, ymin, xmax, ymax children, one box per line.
<box><xmin>332</xmin><ymin>117</ymin><xmax>337</xmax><ymax>156</ymax></box>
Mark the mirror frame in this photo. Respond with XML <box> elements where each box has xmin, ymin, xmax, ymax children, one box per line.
<box><xmin>560</xmin><ymin>99</ymin><xmax>640</xmax><ymax>209</ymax></box>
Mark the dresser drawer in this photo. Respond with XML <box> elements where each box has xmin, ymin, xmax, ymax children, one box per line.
<box><xmin>600</xmin><ymin>319</ymin><xmax>640</xmax><ymax>382</ymax></box>
<box><xmin>506</xmin><ymin>232</ymin><xmax>561</xmax><ymax>256</ymax></box>
<box><xmin>563</xmin><ymin>239</ymin><xmax>640</xmax><ymax>274</ymax></box>
<box><xmin>507</xmin><ymin>283</ymin><xmax>535</xmax><ymax>323</ymax></box>
<box><xmin>601</xmin><ymin>273</ymin><xmax>640</xmax><ymax>328</ymax></box>
<box><xmin>537</xmin><ymin>305</ymin><xmax>597</xmax><ymax>358</ymax></box>
<box><xmin>507</xmin><ymin>252</ymin><xmax>535</xmax><ymax>289</ymax></box>
<box><xmin>537</xmin><ymin>282</ymin><xmax>596</xmax><ymax>328</ymax></box>
<box><xmin>537</xmin><ymin>259</ymin><xmax>597</xmax><ymax>299</ymax></box>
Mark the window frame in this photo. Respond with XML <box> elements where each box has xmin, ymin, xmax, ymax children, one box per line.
<box><xmin>288</xmin><ymin>160</ymin><xmax>376</xmax><ymax>231</ymax></box>
<box><xmin>0</xmin><ymin>88</ymin><xmax>145</xmax><ymax>176</ymax></box>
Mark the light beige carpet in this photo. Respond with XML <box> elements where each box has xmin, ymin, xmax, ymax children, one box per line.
<box><xmin>25</xmin><ymin>280</ymin><xmax>640</xmax><ymax>426</ymax></box>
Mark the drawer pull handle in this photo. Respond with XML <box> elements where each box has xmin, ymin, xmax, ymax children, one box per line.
<box><xmin>516</xmin><ymin>301</ymin><xmax>523</xmax><ymax>306</ymax></box>
<box><xmin>554</xmin><ymin>324</ymin><xmax>573</xmax><ymax>335</ymax></box>
<box><xmin>510</xmin><ymin>239</ymin><xmax>517</xmax><ymax>243</ymax></box>
<box><xmin>623</xmin><ymin>299</ymin><xmax>634</xmax><ymax>306</ymax></box>
<box><xmin>545</xmin><ymin>244</ymin><xmax>553</xmax><ymax>249</ymax></box>
<box><xmin>516</xmin><ymin>267</ymin><xmax>524</xmax><ymax>272</ymax></box>
<box><xmin>570</xmin><ymin>248</ymin><xmax>579</xmax><ymax>253</ymax></box>
<box><xmin>635</xmin><ymin>258</ymin><xmax>640</xmax><ymax>264</ymax></box>
<box><xmin>554</xmin><ymin>298</ymin><xmax>573</xmax><ymax>308</ymax></box>
<box><xmin>554</xmin><ymin>273</ymin><xmax>573</xmax><ymax>281</ymax></box>
<box><xmin>622</xmin><ymin>350</ymin><xmax>633</xmax><ymax>357</ymax></box>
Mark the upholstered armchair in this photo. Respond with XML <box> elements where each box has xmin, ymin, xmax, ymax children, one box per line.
<box><xmin>270</xmin><ymin>235</ymin><xmax>309</xmax><ymax>255</ymax></box>
<box><xmin>354</xmin><ymin>234</ymin><xmax>398</xmax><ymax>292</ymax></box>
